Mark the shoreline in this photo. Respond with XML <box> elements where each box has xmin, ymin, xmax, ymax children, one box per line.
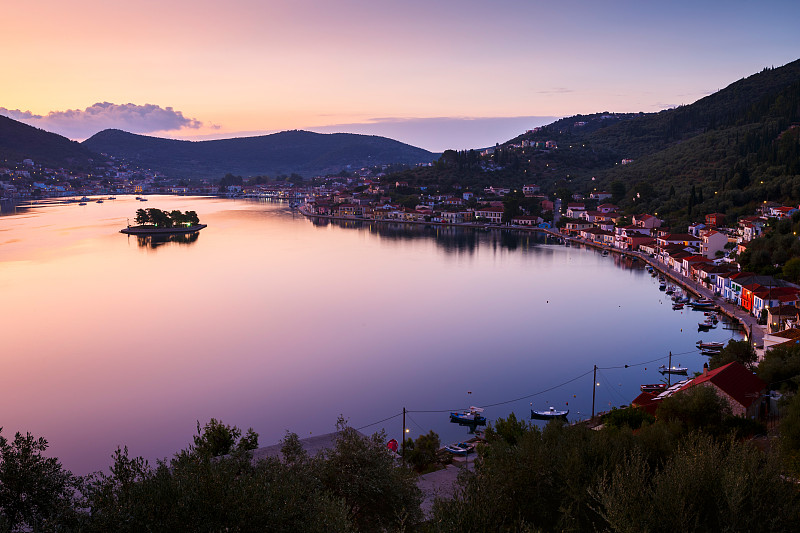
<box><xmin>120</xmin><ymin>224</ymin><xmax>207</xmax><ymax>235</ymax></box>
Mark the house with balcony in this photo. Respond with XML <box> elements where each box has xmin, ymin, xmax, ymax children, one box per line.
<box><xmin>474</xmin><ymin>206</ymin><xmax>504</xmax><ymax>224</ymax></box>
<box><xmin>522</xmin><ymin>184</ymin><xmax>540</xmax><ymax>195</ymax></box>
<box><xmin>566</xmin><ymin>203</ymin><xmax>586</xmax><ymax>218</ymax></box>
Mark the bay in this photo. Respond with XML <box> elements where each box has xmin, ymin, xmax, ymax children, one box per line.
<box><xmin>0</xmin><ymin>196</ymin><xmax>741</xmax><ymax>473</ymax></box>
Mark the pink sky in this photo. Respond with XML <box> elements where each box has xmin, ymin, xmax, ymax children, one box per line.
<box><xmin>2</xmin><ymin>0</ymin><xmax>799</xmax><ymax>150</ymax></box>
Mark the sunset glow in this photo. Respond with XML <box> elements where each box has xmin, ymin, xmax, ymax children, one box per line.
<box><xmin>2</xmin><ymin>1</ymin><xmax>798</xmax><ymax>148</ymax></box>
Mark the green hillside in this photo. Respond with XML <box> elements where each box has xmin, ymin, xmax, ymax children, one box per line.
<box><xmin>388</xmin><ymin>58</ymin><xmax>800</xmax><ymax>229</ymax></box>
<box><xmin>82</xmin><ymin>129</ymin><xmax>437</xmax><ymax>179</ymax></box>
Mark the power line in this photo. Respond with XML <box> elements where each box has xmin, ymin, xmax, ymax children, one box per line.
<box><xmin>352</xmin><ymin>348</ymin><xmax>709</xmax><ymax>431</ymax></box>
<box><xmin>355</xmin><ymin>412</ymin><xmax>402</xmax><ymax>431</ymax></box>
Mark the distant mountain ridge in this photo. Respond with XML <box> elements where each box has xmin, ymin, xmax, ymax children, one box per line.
<box><xmin>0</xmin><ymin>115</ymin><xmax>97</xmax><ymax>169</ymax></box>
<box><xmin>82</xmin><ymin>129</ymin><xmax>437</xmax><ymax>178</ymax></box>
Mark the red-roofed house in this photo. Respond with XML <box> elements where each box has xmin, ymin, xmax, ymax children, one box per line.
<box><xmin>705</xmin><ymin>213</ymin><xmax>726</xmax><ymax>227</ymax></box>
<box><xmin>632</xmin><ymin>362</ymin><xmax>765</xmax><ymax>419</ymax></box>
<box><xmin>633</xmin><ymin>213</ymin><xmax>662</xmax><ymax>229</ymax></box>
<box><xmin>678</xmin><ymin>362</ymin><xmax>765</xmax><ymax>418</ymax></box>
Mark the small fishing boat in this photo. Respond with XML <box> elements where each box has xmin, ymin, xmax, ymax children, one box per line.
<box><xmin>640</xmin><ymin>383</ymin><xmax>668</xmax><ymax>393</ymax></box>
<box><xmin>444</xmin><ymin>442</ymin><xmax>475</xmax><ymax>455</ymax></box>
<box><xmin>659</xmin><ymin>365</ymin><xmax>689</xmax><ymax>375</ymax></box>
<box><xmin>666</xmin><ymin>286</ymin><xmax>675</xmax><ymax>295</ymax></box>
<box><xmin>450</xmin><ymin>407</ymin><xmax>486</xmax><ymax>427</ymax></box>
<box><xmin>698</xmin><ymin>321</ymin><xmax>715</xmax><ymax>330</ymax></box>
<box><xmin>78</xmin><ymin>202</ymin><xmax>87</xmax><ymax>206</ymax></box>
<box><xmin>531</xmin><ymin>407</ymin><xmax>569</xmax><ymax>421</ymax></box>
<box><xmin>659</xmin><ymin>282</ymin><xmax>667</xmax><ymax>291</ymax></box>
<box><xmin>602</xmin><ymin>250</ymin><xmax>609</xmax><ymax>256</ymax></box>
<box><xmin>672</xmin><ymin>303</ymin><xmax>684</xmax><ymax>310</ymax></box>
<box><xmin>96</xmin><ymin>199</ymin><xmax>104</xmax><ymax>203</ymax></box>
<box><xmin>697</xmin><ymin>341</ymin><xmax>724</xmax><ymax>349</ymax></box>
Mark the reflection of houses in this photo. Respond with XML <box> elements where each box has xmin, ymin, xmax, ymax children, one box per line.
<box><xmin>632</xmin><ymin>362</ymin><xmax>766</xmax><ymax>418</ymax></box>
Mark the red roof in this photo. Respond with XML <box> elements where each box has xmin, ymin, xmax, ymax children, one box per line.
<box><xmin>679</xmin><ymin>362</ymin><xmax>765</xmax><ymax>409</ymax></box>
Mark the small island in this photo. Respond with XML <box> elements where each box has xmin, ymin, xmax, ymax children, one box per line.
<box><xmin>120</xmin><ymin>208</ymin><xmax>207</xmax><ymax>235</ymax></box>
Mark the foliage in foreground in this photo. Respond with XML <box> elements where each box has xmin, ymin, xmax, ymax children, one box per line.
<box><xmin>0</xmin><ymin>420</ymin><xmax>422</xmax><ymax>532</ymax></box>
<box><xmin>427</xmin><ymin>422</ymin><xmax>800</xmax><ymax>532</ymax></box>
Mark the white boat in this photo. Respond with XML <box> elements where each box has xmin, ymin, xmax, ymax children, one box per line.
<box><xmin>444</xmin><ymin>442</ymin><xmax>475</xmax><ymax>455</ymax></box>
<box><xmin>659</xmin><ymin>365</ymin><xmax>688</xmax><ymax>375</ymax></box>
<box><xmin>531</xmin><ymin>406</ymin><xmax>569</xmax><ymax>421</ymax></box>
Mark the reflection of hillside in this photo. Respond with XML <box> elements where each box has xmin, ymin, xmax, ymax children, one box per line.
<box><xmin>135</xmin><ymin>232</ymin><xmax>200</xmax><ymax>249</ymax></box>
<box><xmin>311</xmin><ymin>218</ymin><xmax>559</xmax><ymax>254</ymax></box>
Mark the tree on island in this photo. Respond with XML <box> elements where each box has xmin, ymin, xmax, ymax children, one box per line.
<box><xmin>133</xmin><ymin>209</ymin><xmax>201</xmax><ymax>228</ymax></box>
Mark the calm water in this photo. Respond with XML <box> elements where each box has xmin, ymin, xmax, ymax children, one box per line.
<box><xmin>0</xmin><ymin>196</ymin><xmax>741</xmax><ymax>473</ymax></box>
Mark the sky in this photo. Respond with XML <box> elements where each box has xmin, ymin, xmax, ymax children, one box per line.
<box><xmin>1</xmin><ymin>0</ymin><xmax>799</xmax><ymax>151</ymax></box>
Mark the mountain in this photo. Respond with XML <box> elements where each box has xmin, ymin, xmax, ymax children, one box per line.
<box><xmin>82</xmin><ymin>129</ymin><xmax>437</xmax><ymax>178</ymax></box>
<box><xmin>0</xmin><ymin>115</ymin><xmax>98</xmax><ymax>169</ymax></box>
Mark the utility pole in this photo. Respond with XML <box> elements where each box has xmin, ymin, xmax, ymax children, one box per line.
<box><xmin>668</xmin><ymin>351</ymin><xmax>673</xmax><ymax>386</ymax></box>
<box><xmin>402</xmin><ymin>407</ymin><xmax>406</xmax><ymax>466</ymax></box>
<box><xmin>591</xmin><ymin>365</ymin><xmax>597</xmax><ymax>420</ymax></box>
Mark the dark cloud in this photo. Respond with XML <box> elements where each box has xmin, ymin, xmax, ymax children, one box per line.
<box><xmin>0</xmin><ymin>102</ymin><xmax>205</xmax><ymax>140</ymax></box>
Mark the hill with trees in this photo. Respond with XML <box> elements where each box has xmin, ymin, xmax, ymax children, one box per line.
<box><xmin>0</xmin><ymin>115</ymin><xmax>99</xmax><ymax>169</ymax></box>
<box><xmin>82</xmin><ymin>129</ymin><xmax>437</xmax><ymax>179</ymax></box>
<box><xmin>386</xmin><ymin>58</ymin><xmax>800</xmax><ymax>229</ymax></box>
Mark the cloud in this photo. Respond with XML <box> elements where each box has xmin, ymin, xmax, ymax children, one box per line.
<box><xmin>0</xmin><ymin>102</ymin><xmax>205</xmax><ymax>140</ymax></box>
<box><xmin>536</xmin><ymin>87</ymin><xmax>574</xmax><ymax>95</ymax></box>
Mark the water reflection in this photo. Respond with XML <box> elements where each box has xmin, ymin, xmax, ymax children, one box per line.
<box><xmin>134</xmin><ymin>232</ymin><xmax>200</xmax><ymax>249</ymax></box>
<box><xmin>0</xmin><ymin>197</ymin><xmax>744</xmax><ymax>474</ymax></box>
<box><xmin>305</xmin><ymin>216</ymin><xmax>562</xmax><ymax>255</ymax></box>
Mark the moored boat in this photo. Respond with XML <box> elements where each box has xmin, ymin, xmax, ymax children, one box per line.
<box><xmin>697</xmin><ymin>341</ymin><xmax>724</xmax><ymax>349</ymax></box>
<box><xmin>531</xmin><ymin>407</ymin><xmax>569</xmax><ymax>421</ymax></box>
<box><xmin>450</xmin><ymin>407</ymin><xmax>486</xmax><ymax>427</ymax></box>
<box><xmin>659</xmin><ymin>365</ymin><xmax>688</xmax><ymax>375</ymax></box>
<box><xmin>672</xmin><ymin>303</ymin><xmax>684</xmax><ymax>310</ymax></box>
<box><xmin>444</xmin><ymin>442</ymin><xmax>475</xmax><ymax>455</ymax></box>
